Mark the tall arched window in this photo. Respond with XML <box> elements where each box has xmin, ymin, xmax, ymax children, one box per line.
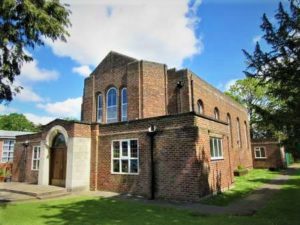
<box><xmin>237</xmin><ymin>118</ymin><xmax>242</xmax><ymax>148</ymax></box>
<box><xmin>227</xmin><ymin>113</ymin><xmax>233</xmax><ymax>147</ymax></box>
<box><xmin>106</xmin><ymin>87</ymin><xmax>118</xmax><ymax>123</ymax></box>
<box><xmin>97</xmin><ymin>94</ymin><xmax>103</xmax><ymax>122</ymax></box>
<box><xmin>121</xmin><ymin>88</ymin><xmax>128</xmax><ymax>121</ymax></box>
<box><xmin>244</xmin><ymin>121</ymin><xmax>249</xmax><ymax>148</ymax></box>
<box><xmin>197</xmin><ymin>100</ymin><xmax>204</xmax><ymax>114</ymax></box>
<box><xmin>214</xmin><ymin>107</ymin><xmax>219</xmax><ymax>120</ymax></box>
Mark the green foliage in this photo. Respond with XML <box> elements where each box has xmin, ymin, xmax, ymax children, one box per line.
<box><xmin>0</xmin><ymin>0</ymin><xmax>71</xmax><ymax>102</ymax></box>
<box><xmin>0</xmin><ymin>113</ymin><xmax>39</xmax><ymax>131</ymax></box>
<box><xmin>225</xmin><ymin>77</ymin><xmax>284</xmax><ymax>139</ymax></box>
<box><xmin>242</xmin><ymin>0</ymin><xmax>300</xmax><ymax>150</ymax></box>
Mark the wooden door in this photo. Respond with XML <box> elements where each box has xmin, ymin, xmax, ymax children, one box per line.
<box><xmin>50</xmin><ymin>147</ymin><xmax>67</xmax><ymax>187</ymax></box>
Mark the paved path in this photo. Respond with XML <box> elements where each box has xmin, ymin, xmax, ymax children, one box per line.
<box><xmin>114</xmin><ymin>164</ymin><xmax>299</xmax><ymax>216</ymax></box>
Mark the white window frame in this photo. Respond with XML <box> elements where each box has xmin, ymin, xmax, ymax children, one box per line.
<box><xmin>121</xmin><ymin>88</ymin><xmax>128</xmax><ymax>121</ymax></box>
<box><xmin>1</xmin><ymin>139</ymin><xmax>15</xmax><ymax>162</ymax></box>
<box><xmin>210</xmin><ymin>137</ymin><xmax>223</xmax><ymax>160</ymax></box>
<box><xmin>97</xmin><ymin>94</ymin><xmax>103</xmax><ymax>123</ymax></box>
<box><xmin>106</xmin><ymin>87</ymin><xmax>118</xmax><ymax>123</ymax></box>
<box><xmin>31</xmin><ymin>146</ymin><xmax>41</xmax><ymax>171</ymax></box>
<box><xmin>111</xmin><ymin>139</ymin><xmax>139</xmax><ymax>175</ymax></box>
<box><xmin>254</xmin><ymin>146</ymin><xmax>267</xmax><ymax>159</ymax></box>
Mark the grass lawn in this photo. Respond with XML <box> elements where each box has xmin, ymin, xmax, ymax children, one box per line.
<box><xmin>201</xmin><ymin>168</ymin><xmax>280</xmax><ymax>206</ymax></box>
<box><xmin>0</xmin><ymin>167</ymin><xmax>299</xmax><ymax>225</ymax></box>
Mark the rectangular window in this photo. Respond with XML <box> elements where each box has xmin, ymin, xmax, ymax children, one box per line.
<box><xmin>32</xmin><ymin>146</ymin><xmax>41</xmax><ymax>170</ymax></box>
<box><xmin>210</xmin><ymin>137</ymin><xmax>223</xmax><ymax>160</ymax></box>
<box><xmin>254</xmin><ymin>147</ymin><xmax>266</xmax><ymax>159</ymax></box>
<box><xmin>111</xmin><ymin>139</ymin><xmax>139</xmax><ymax>174</ymax></box>
<box><xmin>2</xmin><ymin>139</ymin><xmax>15</xmax><ymax>162</ymax></box>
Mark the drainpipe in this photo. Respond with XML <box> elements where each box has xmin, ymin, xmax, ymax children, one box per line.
<box><xmin>147</xmin><ymin>124</ymin><xmax>157</xmax><ymax>200</ymax></box>
<box><xmin>22</xmin><ymin>140</ymin><xmax>29</xmax><ymax>182</ymax></box>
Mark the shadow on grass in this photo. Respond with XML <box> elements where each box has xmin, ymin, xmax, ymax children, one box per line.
<box><xmin>39</xmin><ymin>197</ymin><xmax>193</xmax><ymax>225</ymax></box>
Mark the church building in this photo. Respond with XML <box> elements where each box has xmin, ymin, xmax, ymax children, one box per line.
<box><xmin>12</xmin><ymin>51</ymin><xmax>253</xmax><ymax>201</ymax></box>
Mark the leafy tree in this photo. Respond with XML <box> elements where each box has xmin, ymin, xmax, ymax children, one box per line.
<box><xmin>225</xmin><ymin>78</ymin><xmax>284</xmax><ymax>140</ymax></box>
<box><xmin>0</xmin><ymin>113</ymin><xmax>39</xmax><ymax>131</ymax></box>
<box><xmin>0</xmin><ymin>0</ymin><xmax>71</xmax><ymax>103</ymax></box>
<box><xmin>242</xmin><ymin>0</ymin><xmax>300</xmax><ymax>151</ymax></box>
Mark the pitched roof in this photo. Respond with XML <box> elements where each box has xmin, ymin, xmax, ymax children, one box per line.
<box><xmin>0</xmin><ymin>130</ymin><xmax>35</xmax><ymax>139</ymax></box>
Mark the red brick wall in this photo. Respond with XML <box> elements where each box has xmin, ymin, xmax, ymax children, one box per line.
<box><xmin>252</xmin><ymin>141</ymin><xmax>284</xmax><ymax>169</ymax></box>
<box><xmin>94</xmin><ymin>113</ymin><xmax>237</xmax><ymax>201</ymax></box>
<box><xmin>188</xmin><ymin>72</ymin><xmax>253</xmax><ymax>170</ymax></box>
<box><xmin>12</xmin><ymin>133</ymin><xmax>41</xmax><ymax>184</ymax></box>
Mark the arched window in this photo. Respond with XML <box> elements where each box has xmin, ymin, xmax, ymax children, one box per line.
<box><xmin>121</xmin><ymin>88</ymin><xmax>128</xmax><ymax>121</ymax></box>
<box><xmin>52</xmin><ymin>133</ymin><xmax>66</xmax><ymax>148</ymax></box>
<box><xmin>97</xmin><ymin>94</ymin><xmax>103</xmax><ymax>122</ymax></box>
<box><xmin>237</xmin><ymin>118</ymin><xmax>242</xmax><ymax>148</ymax></box>
<box><xmin>214</xmin><ymin>107</ymin><xmax>219</xmax><ymax>120</ymax></box>
<box><xmin>244</xmin><ymin>121</ymin><xmax>249</xmax><ymax>148</ymax></box>
<box><xmin>197</xmin><ymin>100</ymin><xmax>204</xmax><ymax>114</ymax></box>
<box><xmin>106</xmin><ymin>87</ymin><xmax>118</xmax><ymax>123</ymax></box>
<box><xmin>227</xmin><ymin>113</ymin><xmax>233</xmax><ymax>147</ymax></box>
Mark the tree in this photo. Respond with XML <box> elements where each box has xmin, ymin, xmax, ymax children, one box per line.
<box><xmin>0</xmin><ymin>113</ymin><xmax>39</xmax><ymax>131</ymax></box>
<box><xmin>242</xmin><ymin>0</ymin><xmax>300</xmax><ymax>151</ymax></box>
<box><xmin>0</xmin><ymin>0</ymin><xmax>71</xmax><ymax>103</ymax></box>
<box><xmin>225</xmin><ymin>77</ymin><xmax>284</xmax><ymax>139</ymax></box>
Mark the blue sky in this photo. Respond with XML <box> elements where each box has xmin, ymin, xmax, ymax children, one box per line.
<box><xmin>0</xmin><ymin>0</ymin><xmax>287</xmax><ymax>124</ymax></box>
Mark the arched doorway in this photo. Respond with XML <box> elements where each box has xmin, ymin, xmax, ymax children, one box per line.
<box><xmin>49</xmin><ymin>133</ymin><xmax>67</xmax><ymax>187</ymax></box>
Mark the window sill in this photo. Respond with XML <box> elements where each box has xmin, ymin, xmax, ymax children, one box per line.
<box><xmin>111</xmin><ymin>172</ymin><xmax>139</xmax><ymax>175</ymax></box>
<box><xmin>255</xmin><ymin>157</ymin><xmax>267</xmax><ymax>160</ymax></box>
<box><xmin>211</xmin><ymin>157</ymin><xmax>224</xmax><ymax>161</ymax></box>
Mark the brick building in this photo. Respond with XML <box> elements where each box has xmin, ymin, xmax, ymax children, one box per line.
<box><xmin>12</xmin><ymin>52</ymin><xmax>253</xmax><ymax>201</ymax></box>
<box><xmin>252</xmin><ymin>139</ymin><xmax>286</xmax><ymax>169</ymax></box>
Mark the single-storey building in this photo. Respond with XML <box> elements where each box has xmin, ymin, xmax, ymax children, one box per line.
<box><xmin>12</xmin><ymin>51</ymin><xmax>253</xmax><ymax>201</ymax></box>
<box><xmin>0</xmin><ymin>130</ymin><xmax>33</xmax><ymax>173</ymax></box>
<box><xmin>252</xmin><ymin>139</ymin><xmax>287</xmax><ymax>169</ymax></box>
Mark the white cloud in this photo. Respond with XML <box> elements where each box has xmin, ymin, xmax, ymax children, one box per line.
<box><xmin>46</xmin><ymin>0</ymin><xmax>202</xmax><ymax>68</ymax></box>
<box><xmin>0</xmin><ymin>105</ymin><xmax>17</xmax><ymax>114</ymax></box>
<box><xmin>252</xmin><ymin>35</ymin><xmax>262</xmax><ymax>44</ymax></box>
<box><xmin>20</xmin><ymin>59</ymin><xmax>59</xmax><ymax>82</ymax></box>
<box><xmin>15</xmin><ymin>86</ymin><xmax>43</xmax><ymax>102</ymax></box>
<box><xmin>24</xmin><ymin>113</ymin><xmax>55</xmax><ymax>125</ymax></box>
<box><xmin>224</xmin><ymin>79</ymin><xmax>238</xmax><ymax>91</ymax></box>
<box><xmin>72</xmin><ymin>65</ymin><xmax>92</xmax><ymax>77</ymax></box>
<box><xmin>218</xmin><ymin>78</ymin><xmax>238</xmax><ymax>91</ymax></box>
<box><xmin>37</xmin><ymin>97</ymin><xmax>82</xmax><ymax>118</ymax></box>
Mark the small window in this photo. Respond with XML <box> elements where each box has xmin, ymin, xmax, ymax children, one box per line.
<box><xmin>210</xmin><ymin>137</ymin><xmax>223</xmax><ymax>160</ymax></box>
<box><xmin>121</xmin><ymin>88</ymin><xmax>128</xmax><ymax>121</ymax></box>
<box><xmin>227</xmin><ymin>113</ymin><xmax>233</xmax><ymax>147</ymax></box>
<box><xmin>244</xmin><ymin>121</ymin><xmax>249</xmax><ymax>148</ymax></box>
<box><xmin>97</xmin><ymin>94</ymin><xmax>103</xmax><ymax>122</ymax></box>
<box><xmin>1</xmin><ymin>139</ymin><xmax>15</xmax><ymax>162</ymax></box>
<box><xmin>106</xmin><ymin>87</ymin><xmax>118</xmax><ymax>123</ymax></box>
<box><xmin>237</xmin><ymin>118</ymin><xmax>242</xmax><ymax>148</ymax></box>
<box><xmin>197</xmin><ymin>100</ymin><xmax>204</xmax><ymax>114</ymax></box>
<box><xmin>214</xmin><ymin>107</ymin><xmax>219</xmax><ymax>120</ymax></box>
<box><xmin>254</xmin><ymin>147</ymin><xmax>266</xmax><ymax>159</ymax></box>
<box><xmin>111</xmin><ymin>139</ymin><xmax>139</xmax><ymax>174</ymax></box>
<box><xmin>32</xmin><ymin>146</ymin><xmax>41</xmax><ymax>170</ymax></box>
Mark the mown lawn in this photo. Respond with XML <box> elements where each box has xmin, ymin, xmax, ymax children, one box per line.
<box><xmin>201</xmin><ymin>168</ymin><xmax>280</xmax><ymax>206</ymax></box>
<box><xmin>0</xmin><ymin>167</ymin><xmax>299</xmax><ymax>225</ymax></box>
